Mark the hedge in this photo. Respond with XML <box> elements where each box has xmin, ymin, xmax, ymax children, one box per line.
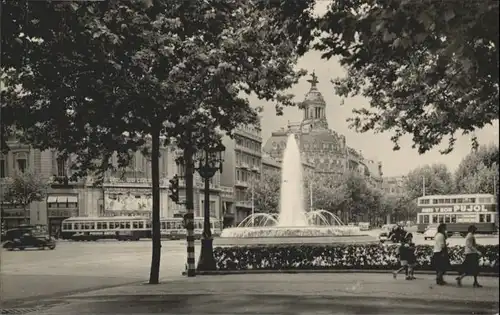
<box><xmin>213</xmin><ymin>244</ymin><xmax>499</xmax><ymax>273</ymax></box>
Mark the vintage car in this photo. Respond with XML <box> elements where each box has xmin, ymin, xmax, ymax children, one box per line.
<box><xmin>2</xmin><ymin>226</ymin><xmax>56</xmax><ymax>251</ymax></box>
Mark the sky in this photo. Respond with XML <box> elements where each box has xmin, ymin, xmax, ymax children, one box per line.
<box><xmin>251</xmin><ymin>1</ymin><xmax>499</xmax><ymax>178</ymax></box>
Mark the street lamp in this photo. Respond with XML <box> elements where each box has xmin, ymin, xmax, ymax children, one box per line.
<box><xmin>195</xmin><ymin>142</ymin><xmax>225</xmax><ymax>271</ymax></box>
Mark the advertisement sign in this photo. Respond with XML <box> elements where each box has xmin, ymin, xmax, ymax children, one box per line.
<box><xmin>421</xmin><ymin>204</ymin><xmax>493</xmax><ymax>213</ymax></box>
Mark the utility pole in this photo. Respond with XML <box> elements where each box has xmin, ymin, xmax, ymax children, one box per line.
<box><xmin>309</xmin><ymin>181</ymin><xmax>313</xmax><ymax>211</ymax></box>
<box><xmin>422</xmin><ymin>176</ymin><xmax>426</xmax><ymax>197</ymax></box>
<box><xmin>251</xmin><ymin>181</ymin><xmax>255</xmax><ymax>227</ymax></box>
<box><xmin>184</xmin><ymin>143</ymin><xmax>196</xmax><ymax>277</ymax></box>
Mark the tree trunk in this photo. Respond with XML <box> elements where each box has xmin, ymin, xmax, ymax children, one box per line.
<box><xmin>149</xmin><ymin>128</ymin><xmax>161</xmax><ymax>284</ymax></box>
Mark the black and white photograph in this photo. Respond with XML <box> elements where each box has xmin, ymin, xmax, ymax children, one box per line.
<box><xmin>0</xmin><ymin>0</ymin><xmax>498</xmax><ymax>314</ymax></box>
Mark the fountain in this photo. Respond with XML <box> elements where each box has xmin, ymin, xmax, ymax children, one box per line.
<box><xmin>220</xmin><ymin>134</ymin><xmax>364</xmax><ymax>239</ymax></box>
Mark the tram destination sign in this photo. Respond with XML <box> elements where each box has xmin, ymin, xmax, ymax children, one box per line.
<box><xmin>421</xmin><ymin>204</ymin><xmax>494</xmax><ymax>213</ymax></box>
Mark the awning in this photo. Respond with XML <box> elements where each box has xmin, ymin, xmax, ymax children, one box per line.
<box><xmin>67</xmin><ymin>196</ymin><xmax>78</xmax><ymax>203</ymax></box>
<box><xmin>57</xmin><ymin>196</ymin><xmax>68</xmax><ymax>203</ymax></box>
<box><xmin>47</xmin><ymin>196</ymin><xmax>78</xmax><ymax>203</ymax></box>
<box><xmin>47</xmin><ymin>196</ymin><xmax>58</xmax><ymax>203</ymax></box>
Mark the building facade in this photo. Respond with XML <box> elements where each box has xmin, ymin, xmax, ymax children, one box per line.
<box><xmin>0</xmin><ymin>138</ymin><xmax>223</xmax><ymax>234</ymax></box>
<box><xmin>381</xmin><ymin>175</ymin><xmax>406</xmax><ymax>196</ymax></box>
<box><xmin>221</xmin><ymin>124</ymin><xmax>263</xmax><ymax>226</ymax></box>
<box><xmin>263</xmin><ymin>73</ymin><xmax>383</xmax><ymax>187</ymax></box>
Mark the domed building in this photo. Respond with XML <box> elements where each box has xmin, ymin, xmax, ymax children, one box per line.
<box><xmin>263</xmin><ymin>72</ymin><xmax>383</xmax><ymax>184</ymax></box>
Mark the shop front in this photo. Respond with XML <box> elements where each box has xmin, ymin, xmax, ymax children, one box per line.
<box><xmin>46</xmin><ymin>195</ymin><xmax>79</xmax><ymax>236</ymax></box>
<box><xmin>1</xmin><ymin>203</ymin><xmax>29</xmax><ymax>229</ymax></box>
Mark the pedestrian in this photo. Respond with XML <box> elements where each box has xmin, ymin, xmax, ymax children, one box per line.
<box><xmin>432</xmin><ymin>223</ymin><xmax>450</xmax><ymax>285</ymax></box>
<box><xmin>393</xmin><ymin>233</ymin><xmax>410</xmax><ymax>280</ymax></box>
<box><xmin>456</xmin><ymin>225</ymin><xmax>483</xmax><ymax>288</ymax></box>
<box><xmin>405</xmin><ymin>233</ymin><xmax>417</xmax><ymax>280</ymax></box>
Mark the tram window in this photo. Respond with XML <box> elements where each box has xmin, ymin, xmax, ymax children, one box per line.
<box><xmin>470</xmin><ymin>198</ymin><xmax>476</xmax><ymax>203</ymax></box>
<box><xmin>438</xmin><ymin>215</ymin><xmax>444</xmax><ymax>223</ymax></box>
<box><xmin>479</xmin><ymin>214</ymin><xmax>485</xmax><ymax>223</ymax></box>
<box><xmin>445</xmin><ymin>215</ymin><xmax>451</xmax><ymax>223</ymax></box>
<box><xmin>97</xmin><ymin>222</ymin><xmax>102</xmax><ymax>229</ymax></box>
<box><xmin>109</xmin><ymin>222</ymin><xmax>115</xmax><ymax>229</ymax></box>
<box><xmin>73</xmin><ymin>224</ymin><xmax>78</xmax><ymax>230</ymax></box>
<box><xmin>146</xmin><ymin>222</ymin><xmax>152</xmax><ymax>229</ymax></box>
<box><xmin>444</xmin><ymin>199</ymin><xmax>451</xmax><ymax>203</ymax></box>
<box><xmin>133</xmin><ymin>222</ymin><xmax>139</xmax><ymax>229</ymax></box>
<box><xmin>90</xmin><ymin>223</ymin><xmax>95</xmax><ymax>229</ymax></box>
<box><xmin>486</xmin><ymin>214</ymin><xmax>491</xmax><ymax>223</ymax></box>
<box><xmin>139</xmin><ymin>222</ymin><xmax>144</xmax><ymax>229</ymax></box>
<box><xmin>166</xmin><ymin>222</ymin><xmax>171</xmax><ymax>229</ymax></box>
<box><xmin>451</xmin><ymin>214</ymin><xmax>457</xmax><ymax>223</ymax></box>
<box><xmin>432</xmin><ymin>199</ymin><xmax>438</xmax><ymax>204</ymax></box>
<box><xmin>125</xmin><ymin>222</ymin><xmax>131</xmax><ymax>229</ymax></box>
<box><xmin>451</xmin><ymin>199</ymin><xmax>456</xmax><ymax>203</ymax></box>
<box><xmin>175</xmin><ymin>222</ymin><xmax>183</xmax><ymax>229</ymax></box>
<box><xmin>457</xmin><ymin>198</ymin><xmax>463</xmax><ymax>204</ymax></box>
<box><xmin>432</xmin><ymin>215</ymin><xmax>438</xmax><ymax>224</ymax></box>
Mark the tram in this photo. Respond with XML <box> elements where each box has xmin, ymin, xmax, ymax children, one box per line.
<box><xmin>160</xmin><ymin>217</ymin><xmax>222</xmax><ymax>240</ymax></box>
<box><xmin>61</xmin><ymin>216</ymin><xmax>151</xmax><ymax>241</ymax></box>
<box><xmin>416</xmin><ymin>193</ymin><xmax>498</xmax><ymax>236</ymax></box>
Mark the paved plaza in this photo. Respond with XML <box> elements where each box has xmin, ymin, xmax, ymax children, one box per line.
<box><xmin>1</xmin><ymin>232</ymin><xmax>498</xmax><ymax>313</ymax></box>
<box><xmin>15</xmin><ymin>274</ymin><xmax>500</xmax><ymax>314</ymax></box>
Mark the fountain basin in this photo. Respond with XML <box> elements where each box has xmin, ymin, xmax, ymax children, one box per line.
<box><xmin>220</xmin><ymin>226</ymin><xmax>362</xmax><ymax>238</ymax></box>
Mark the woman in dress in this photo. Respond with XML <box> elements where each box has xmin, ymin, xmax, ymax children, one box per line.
<box><xmin>432</xmin><ymin>223</ymin><xmax>450</xmax><ymax>285</ymax></box>
<box><xmin>456</xmin><ymin>225</ymin><xmax>483</xmax><ymax>287</ymax></box>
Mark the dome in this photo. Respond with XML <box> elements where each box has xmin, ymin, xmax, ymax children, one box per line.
<box><xmin>304</xmin><ymin>90</ymin><xmax>325</xmax><ymax>105</ymax></box>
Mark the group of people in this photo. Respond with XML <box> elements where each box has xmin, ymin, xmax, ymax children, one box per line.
<box><xmin>393</xmin><ymin>223</ymin><xmax>483</xmax><ymax>287</ymax></box>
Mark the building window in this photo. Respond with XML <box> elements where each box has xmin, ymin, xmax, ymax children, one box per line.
<box><xmin>17</xmin><ymin>158</ymin><xmax>27</xmax><ymax>173</ymax></box>
<box><xmin>57</xmin><ymin>158</ymin><xmax>67</xmax><ymax>176</ymax></box>
<box><xmin>0</xmin><ymin>159</ymin><xmax>5</xmax><ymax>178</ymax></box>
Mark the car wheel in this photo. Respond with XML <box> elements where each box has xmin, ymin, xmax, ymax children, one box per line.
<box><xmin>18</xmin><ymin>247</ymin><xmax>25</xmax><ymax>250</ymax></box>
<box><xmin>424</xmin><ymin>237</ymin><xmax>428</xmax><ymax>240</ymax></box>
<box><xmin>48</xmin><ymin>245</ymin><xmax>56</xmax><ymax>250</ymax></box>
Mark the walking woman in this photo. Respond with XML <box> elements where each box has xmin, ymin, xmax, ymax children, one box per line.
<box><xmin>456</xmin><ymin>225</ymin><xmax>483</xmax><ymax>287</ymax></box>
<box><xmin>432</xmin><ymin>223</ymin><xmax>450</xmax><ymax>285</ymax></box>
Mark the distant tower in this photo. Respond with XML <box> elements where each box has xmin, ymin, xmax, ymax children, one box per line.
<box><xmin>300</xmin><ymin>71</ymin><xmax>328</xmax><ymax>130</ymax></box>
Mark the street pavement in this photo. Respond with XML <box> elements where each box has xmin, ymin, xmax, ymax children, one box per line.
<box><xmin>1</xmin><ymin>240</ymin><xmax>190</xmax><ymax>308</ymax></box>
<box><xmin>23</xmin><ymin>274</ymin><xmax>500</xmax><ymax>314</ymax></box>
<box><xmin>1</xmin><ymin>233</ymin><xmax>498</xmax><ymax>311</ymax></box>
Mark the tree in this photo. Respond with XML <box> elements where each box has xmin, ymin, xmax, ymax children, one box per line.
<box><xmin>2</xmin><ymin>0</ymin><xmax>312</xmax><ymax>282</ymax></box>
<box><xmin>305</xmin><ymin>173</ymin><xmax>345</xmax><ymax>214</ymax></box>
<box><xmin>404</xmin><ymin>164</ymin><xmax>454</xmax><ymax>200</ymax></box>
<box><xmin>455</xmin><ymin>145</ymin><xmax>499</xmax><ymax>194</ymax></box>
<box><xmin>246</xmin><ymin>171</ymin><xmax>281</xmax><ymax>214</ymax></box>
<box><xmin>314</xmin><ymin>0</ymin><xmax>499</xmax><ymax>154</ymax></box>
<box><xmin>3</xmin><ymin>172</ymin><xmax>47</xmax><ymax>223</ymax></box>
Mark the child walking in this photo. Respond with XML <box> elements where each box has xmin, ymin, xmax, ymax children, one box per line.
<box><xmin>393</xmin><ymin>232</ymin><xmax>416</xmax><ymax>280</ymax></box>
<box><xmin>406</xmin><ymin>233</ymin><xmax>417</xmax><ymax>280</ymax></box>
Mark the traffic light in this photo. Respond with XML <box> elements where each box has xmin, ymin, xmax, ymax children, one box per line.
<box><xmin>168</xmin><ymin>175</ymin><xmax>180</xmax><ymax>203</ymax></box>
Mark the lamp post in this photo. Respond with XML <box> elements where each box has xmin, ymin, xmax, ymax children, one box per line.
<box><xmin>195</xmin><ymin>142</ymin><xmax>225</xmax><ymax>271</ymax></box>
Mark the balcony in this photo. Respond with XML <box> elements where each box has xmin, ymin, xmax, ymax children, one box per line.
<box><xmin>235</xmin><ymin>180</ymin><xmax>248</xmax><ymax>188</ymax></box>
<box><xmin>235</xmin><ymin>200</ymin><xmax>252</xmax><ymax>208</ymax></box>
<box><xmin>235</xmin><ymin>143</ymin><xmax>261</xmax><ymax>157</ymax></box>
<box><xmin>251</xmin><ymin>165</ymin><xmax>261</xmax><ymax>173</ymax></box>
<box><xmin>238</xmin><ymin>162</ymin><xmax>249</xmax><ymax>170</ymax></box>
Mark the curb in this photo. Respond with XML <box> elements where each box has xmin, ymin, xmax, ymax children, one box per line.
<box><xmin>183</xmin><ymin>269</ymin><xmax>500</xmax><ymax>277</ymax></box>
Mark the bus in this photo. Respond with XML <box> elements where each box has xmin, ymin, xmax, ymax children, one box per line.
<box><xmin>160</xmin><ymin>217</ymin><xmax>222</xmax><ymax>240</ymax></box>
<box><xmin>416</xmin><ymin>193</ymin><xmax>498</xmax><ymax>236</ymax></box>
<box><xmin>61</xmin><ymin>216</ymin><xmax>151</xmax><ymax>241</ymax></box>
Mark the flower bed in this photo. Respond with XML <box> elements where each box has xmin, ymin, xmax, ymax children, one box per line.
<box><xmin>213</xmin><ymin>244</ymin><xmax>499</xmax><ymax>273</ymax></box>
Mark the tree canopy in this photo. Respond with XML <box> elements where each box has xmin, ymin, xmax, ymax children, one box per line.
<box><xmin>315</xmin><ymin>0</ymin><xmax>499</xmax><ymax>154</ymax></box>
<box><xmin>246</xmin><ymin>171</ymin><xmax>281</xmax><ymax>214</ymax></box>
<box><xmin>403</xmin><ymin>163</ymin><xmax>454</xmax><ymax>200</ymax></box>
<box><xmin>454</xmin><ymin>145</ymin><xmax>499</xmax><ymax>194</ymax></box>
<box><xmin>3</xmin><ymin>172</ymin><xmax>47</xmax><ymax>215</ymax></box>
<box><xmin>1</xmin><ymin>0</ymin><xmax>314</xmax><ymax>175</ymax></box>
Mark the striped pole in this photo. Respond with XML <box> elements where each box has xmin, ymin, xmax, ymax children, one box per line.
<box><xmin>184</xmin><ymin>147</ymin><xmax>196</xmax><ymax>277</ymax></box>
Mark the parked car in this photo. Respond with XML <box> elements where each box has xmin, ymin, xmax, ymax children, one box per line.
<box><xmin>423</xmin><ymin>225</ymin><xmax>438</xmax><ymax>240</ymax></box>
<box><xmin>2</xmin><ymin>226</ymin><xmax>56</xmax><ymax>251</ymax></box>
<box><xmin>379</xmin><ymin>224</ymin><xmax>396</xmax><ymax>243</ymax></box>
